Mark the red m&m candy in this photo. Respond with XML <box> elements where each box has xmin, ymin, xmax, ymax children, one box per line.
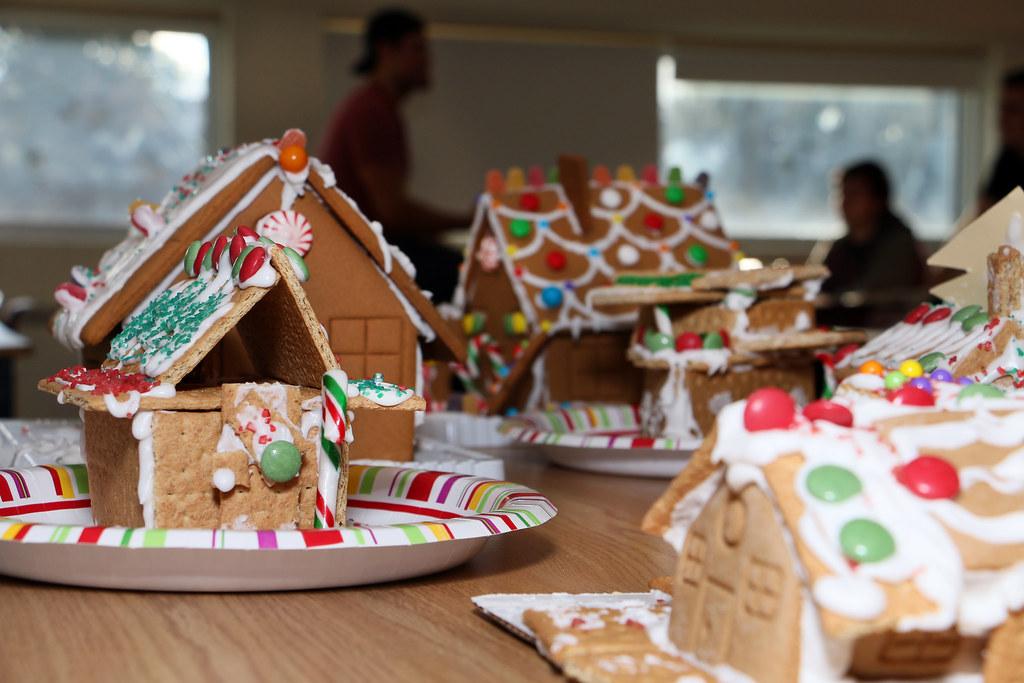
<box><xmin>743</xmin><ymin>388</ymin><xmax>796</xmax><ymax>431</ymax></box>
<box><xmin>546</xmin><ymin>250</ymin><xmax>567</xmax><ymax>270</ymax></box>
<box><xmin>643</xmin><ymin>213</ymin><xmax>664</xmax><ymax>230</ymax></box>
<box><xmin>895</xmin><ymin>455</ymin><xmax>959</xmax><ymax>499</ymax></box>
<box><xmin>922</xmin><ymin>307</ymin><xmax>952</xmax><ymax>324</ymax></box>
<box><xmin>802</xmin><ymin>400</ymin><xmax>853</xmax><ymax>427</ymax></box>
<box><xmin>888</xmin><ymin>385</ymin><xmax>935</xmax><ymax>406</ymax></box>
<box><xmin>903</xmin><ymin>304</ymin><xmax>931</xmax><ymax>324</ymax></box>
<box><xmin>520</xmin><ymin>193</ymin><xmax>540</xmax><ymax>212</ymax></box>
<box><xmin>675</xmin><ymin>332</ymin><xmax>702</xmax><ymax>351</ymax></box>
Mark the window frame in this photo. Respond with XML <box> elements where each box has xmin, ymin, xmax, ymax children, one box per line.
<box><xmin>0</xmin><ymin>8</ymin><xmax>230</xmax><ymax>243</ymax></box>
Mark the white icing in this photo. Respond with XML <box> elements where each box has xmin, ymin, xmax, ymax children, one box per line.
<box><xmin>131</xmin><ymin>411</ymin><xmax>156</xmax><ymax>527</ymax></box>
<box><xmin>103</xmin><ymin>391</ymin><xmax>140</xmax><ymax>418</ymax></box>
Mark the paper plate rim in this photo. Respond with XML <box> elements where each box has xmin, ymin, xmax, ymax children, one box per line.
<box><xmin>0</xmin><ymin>464</ymin><xmax>557</xmax><ymax>552</ymax></box>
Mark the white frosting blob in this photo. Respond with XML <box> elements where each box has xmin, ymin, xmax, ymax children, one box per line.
<box><xmin>212</xmin><ymin>467</ymin><xmax>236</xmax><ymax>493</ymax></box>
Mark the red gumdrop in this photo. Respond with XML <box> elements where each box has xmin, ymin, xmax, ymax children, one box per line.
<box><xmin>239</xmin><ymin>246</ymin><xmax>267</xmax><ymax>282</ymax></box>
<box><xmin>802</xmin><ymin>399</ymin><xmax>853</xmax><ymax>427</ymax></box>
<box><xmin>55</xmin><ymin>282</ymin><xmax>87</xmax><ymax>301</ymax></box>
<box><xmin>229</xmin><ymin>234</ymin><xmax>247</xmax><ymax>264</ymax></box>
<box><xmin>644</xmin><ymin>213</ymin><xmax>664</xmax><ymax>230</ymax></box>
<box><xmin>903</xmin><ymin>303</ymin><xmax>931</xmax><ymax>324</ymax></box>
<box><xmin>193</xmin><ymin>241</ymin><xmax>213</xmax><ymax>275</ymax></box>
<box><xmin>743</xmin><ymin>387</ymin><xmax>796</xmax><ymax>431</ymax></box>
<box><xmin>923</xmin><ymin>307</ymin><xmax>952</xmax><ymax>324</ymax></box>
<box><xmin>834</xmin><ymin>344</ymin><xmax>860</xmax><ymax>363</ymax></box>
<box><xmin>718</xmin><ymin>328</ymin><xmax>731</xmax><ymax>348</ymax></box>
<box><xmin>520</xmin><ymin>193</ymin><xmax>540</xmax><ymax>212</ymax></box>
<box><xmin>675</xmin><ymin>332</ymin><xmax>702</xmax><ymax>351</ymax></box>
<box><xmin>211</xmin><ymin>235</ymin><xmax>229</xmax><ymax>267</ymax></box>
<box><xmin>888</xmin><ymin>385</ymin><xmax>935</xmax><ymax>406</ymax></box>
<box><xmin>895</xmin><ymin>455</ymin><xmax>960</xmax><ymax>499</ymax></box>
<box><xmin>546</xmin><ymin>250</ymin><xmax>567</xmax><ymax>270</ymax></box>
<box><xmin>236</xmin><ymin>225</ymin><xmax>260</xmax><ymax>240</ymax></box>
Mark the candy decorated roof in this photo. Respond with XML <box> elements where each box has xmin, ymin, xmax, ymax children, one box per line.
<box><xmin>51</xmin><ymin>130</ymin><xmax>465</xmax><ymax>362</ymax></box>
<box><xmin>644</xmin><ymin>375</ymin><xmax>1024</xmax><ymax>640</ymax></box>
<box><xmin>453</xmin><ymin>159</ymin><xmax>740</xmax><ymax>335</ymax></box>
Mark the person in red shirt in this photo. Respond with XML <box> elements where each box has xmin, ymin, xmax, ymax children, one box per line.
<box><xmin>320</xmin><ymin>8</ymin><xmax>469</xmax><ymax>301</ymax></box>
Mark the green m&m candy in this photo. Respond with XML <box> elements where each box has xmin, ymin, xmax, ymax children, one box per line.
<box><xmin>687</xmin><ymin>244</ymin><xmax>709</xmax><ymax>267</ymax></box>
<box><xmin>961</xmin><ymin>312</ymin><xmax>990</xmax><ymax>332</ymax></box>
<box><xmin>260</xmin><ymin>441</ymin><xmax>302</xmax><ymax>483</ymax></box>
<box><xmin>884</xmin><ymin>370</ymin><xmax>907</xmax><ymax>390</ymax></box>
<box><xmin>509</xmin><ymin>219</ymin><xmax>532</xmax><ymax>239</ymax></box>
<box><xmin>182</xmin><ymin>240</ymin><xmax>203</xmax><ymax>277</ymax></box>
<box><xmin>806</xmin><ymin>465</ymin><xmax>862</xmax><ymax>503</ymax></box>
<box><xmin>282</xmin><ymin>246</ymin><xmax>309</xmax><ymax>282</ymax></box>
<box><xmin>644</xmin><ymin>330</ymin><xmax>673</xmax><ymax>352</ymax></box>
<box><xmin>950</xmin><ymin>304</ymin><xmax>981</xmax><ymax>324</ymax></box>
<box><xmin>918</xmin><ymin>351</ymin><xmax>946</xmax><ymax>373</ymax></box>
<box><xmin>957</xmin><ymin>383</ymin><xmax>1005</xmax><ymax>401</ymax></box>
<box><xmin>665</xmin><ymin>185</ymin><xmax>685</xmax><ymax>205</ymax></box>
<box><xmin>840</xmin><ymin>519</ymin><xmax>895</xmax><ymax>563</ymax></box>
<box><xmin>702</xmin><ymin>331</ymin><xmax>724</xmax><ymax>349</ymax></box>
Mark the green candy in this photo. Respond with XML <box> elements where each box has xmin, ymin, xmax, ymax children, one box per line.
<box><xmin>615</xmin><ymin>272</ymin><xmax>703</xmax><ymax>288</ymax></box>
<box><xmin>840</xmin><ymin>519</ymin><xmax>895</xmax><ymax>563</ymax></box>
<box><xmin>951</xmin><ymin>304</ymin><xmax>981</xmax><ymax>324</ymax></box>
<box><xmin>232</xmin><ymin>244</ymin><xmax>258</xmax><ymax>279</ymax></box>
<box><xmin>958</xmin><ymin>383</ymin><xmax>1005</xmax><ymax>401</ymax></box>
<box><xmin>546</xmin><ymin>166</ymin><xmax>559</xmax><ymax>183</ymax></box>
<box><xmin>702</xmin><ymin>331</ymin><xmax>724</xmax><ymax>349</ymax></box>
<box><xmin>667</xmin><ymin>167</ymin><xmax>683</xmax><ymax>183</ymax></box>
<box><xmin>644</xmin><ymin>330</ymin><xmax>673</xmax><ymax>352</ymax></box>
<box><xmin>806</xmin><ymin>465</ymin><xmax>862</xmax><ymax>503</ymax></box>
<box><xmin>509</xmin><ymin>219</ymin><xmax>532</xmax><ymax>239</ymax></box>
<box><xmin>961</xmin><ymin>312</ymin><xmax>990</xmax><ymax>332</ymax></box>
<box><xmin>918</xmin><ymin>351</ymin><xmax>946</xmax><ymax>373</ymax></box>
<box><xmin>687</xmin><ymin>244</ymin><xmax>709</xmax><ymax>266</ymax></box>
<box><xmin>200</xmin><ymin>243</ymin><xmax>215</xmax><ymax>272</ymax></box>
<box><xmin>260</xmin><ymin>441</ymin><xmax>302</xmax><ymax>483</ymax></box>
<box><xmin>282</xmin><ymin>246</ymin><xmax>309</xmax><ymax>282</ymax></box>
<box><xmin>884</xmin><ymin>370</ymin><xmax>907</xmax><ymax>390</ymax></box>
<box><xmin>182</xmin><ymin>240</ymin><xmax>202</xmax><ymax>277</ymax></box>
<box><xmin>665</xmin><ymin>185</ymin><xmax>685</xmax><ymax>205</ymax></box>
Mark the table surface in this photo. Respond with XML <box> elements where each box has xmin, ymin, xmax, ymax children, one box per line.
<box><xmin>0</xmin><ymin>453</ymin><xmax>677</xmax><ymax>682</ymax></box>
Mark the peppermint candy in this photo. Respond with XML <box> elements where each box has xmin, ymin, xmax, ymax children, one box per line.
<box><xmin>256</xmin><ymin>210</ymin><xmax>313</xmax><ymax>256</ymax></box>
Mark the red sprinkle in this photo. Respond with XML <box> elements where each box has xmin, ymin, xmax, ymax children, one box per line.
<box><xmin>922</xmin><ymin>307</ymin><xmax>952</xmax><ymax>324</ymax></box>
<box><xmin>903</xmin><ymin>303</ymin><xmax>931</xmax><ymax>324</ymax></box>
<box><xmin>47</xmin><ymin>366</ymin><xmax>155</xmax><ymax>396</ymax></box>
<box><xmin>258</xmin><ymin>435</ymin><xmax>270</xmax><ymax>445</ymax></box>
<box><xmin>261</xmin><ymin>408</ymin><xmax>271</xmax><ymax>418</ymax></box>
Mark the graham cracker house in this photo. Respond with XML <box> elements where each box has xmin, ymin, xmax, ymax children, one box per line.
<box><xmin>589</xmin><ymin>265</ymin><xmax>863</xmax><ymax>444</ymax></box>
<box><xmin>41</xmin><ymin>236</ymin><xmax>423</xmax><ymax>529</ymax></box>
<box><xmin>449</xmin><ymin>155</ymin><xmax>741</xmax><ymax>414</ymax></box>
<box><xmin>642</xmin><ymin>377</ymin><xmax>1024</xmax><ymax>682</ymax></box>
<box><xmin>50</xmin><ymin>129</ymin><xmax>462</xmax><ymax>460</ymax></box>
<box><xmin>838</xmin><ymin>188</ymin><xmax>1024</xmax><ymax>385</ymax></box>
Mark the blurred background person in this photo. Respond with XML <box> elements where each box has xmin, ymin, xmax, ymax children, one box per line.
<box><xmin>319</xmin><ymin>7</ymin><xmax>470</xmax><ymax>301</ymax></box>
<box><xmin>820</xmin><ymin>161</ymin><xmax>926</xmax><ymax>327</ymax></box>
<box><xmin>979</xmin><ymin>68</ymin><xmax>1024</xmax><ymax>213</ymax></box>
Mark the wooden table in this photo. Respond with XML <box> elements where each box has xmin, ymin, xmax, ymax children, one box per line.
<box><xmin>0</xmin><ymin>454</ymin><xmax>677</xmax><ymax>682</ymax></box>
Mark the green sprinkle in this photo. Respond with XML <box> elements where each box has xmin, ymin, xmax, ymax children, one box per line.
<box><xmin>615</xmin><ymin>272</ymin><xmax>704</xmax><ymax>288</ymax></box>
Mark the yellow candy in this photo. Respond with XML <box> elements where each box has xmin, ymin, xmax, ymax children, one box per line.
<box><xmin>859</xmin><ymin>360</ymin><xmax>884</xmax><ymax>376</ymax></box>
<box><xmin>540</xmin><ymin>320</ymin><xmax>552</xmax><ymax>332</ymax></box>
<box><xmin>898</xmin><ymin>359</ymin><xmax>924</xmax><ymax>378</ymax></box>
<box><xmin>462</xmin><ymin>312</ymin><xmax>485</xmax><ymax>335</ymax></box>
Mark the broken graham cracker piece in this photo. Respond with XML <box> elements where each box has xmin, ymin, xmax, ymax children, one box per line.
<box><xmin>150</xmin><ymin>410</ymin><xmax>223</xmax><ymax>529</ymax></box>
<box><xmin>524</xmin><ymin>606</ymin><xmax>709</xmax><ymax>683</ymax></box>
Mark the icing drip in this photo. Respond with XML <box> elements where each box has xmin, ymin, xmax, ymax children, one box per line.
<box><xmin>132</xmin><ymin>411</ymin><xmax>156</xmax><ymax>527</ymax></box>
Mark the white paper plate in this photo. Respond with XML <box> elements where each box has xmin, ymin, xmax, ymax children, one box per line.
<box><xmin>418</xmin><ymin>411</ymin><xmax>516</xmax><ymax>448</ymax></box>
<box><xmin>500</xmin><ymin>404</ymin><xmax>696</xmax><ymax>478</ymax></box>
<box><xmin>0</xmin><ymin>464</ymin><xmax>556</xmax><ymax>591</ymax></box>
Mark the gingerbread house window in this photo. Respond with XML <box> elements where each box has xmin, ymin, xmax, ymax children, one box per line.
<box><xmin>879</xmin><ymin>631</ymin><xmax>961</xmax><ymax>665</ymax></box>
<box><xmin>681</xmin><ymin>532</ymin><xmax>707</xmax><ymax>585</ymax></box>
<box><xmin>743</xmin><ymin>558</ymin><xmax>783</xmax><ymax>619</ymax></box>
<box><xmin>330</xmin><ymin>317</ymin><xmax>403</xmax><ymax>381</ymax></box>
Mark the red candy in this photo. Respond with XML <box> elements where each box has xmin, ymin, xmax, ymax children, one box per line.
<box><xmin>718</xmin><ymin>329</ymin><xmax>731</xmax><ymax>349</ymax></box>
<box><xmin>676</xmin><ymin>332</ymin><xmax>702</xmax><ymax>351</ymax></box>
<box><xmin>546</xmin><ymin>250</ymin><xmax>567</xmax><ymax>270</ymax></box>
<box><xmin>210</xmin><ymin>235</ymin><xmax>229</xmax><ymax>267</ymax></box>
<box><xmin>643</xmin><ymin>213</ymin><xmax>664</xmax><ymax>230</ymax></box>
<box><xmin>238</xmin><ymin>246</ymin><xmax>267</xmax><ymax>282</ymax></box>
<box><xmin>48</xmin><ymin>365</ymin><xmax>155</xmax><ymax>396</ymax></box>
<box><xmin>903</xmin><ymin>303</ymin><xmax>931</xmax><ymax>324</ymax></box>
<box><xmin>923</xmin><ymin>307</ymin><xmax>952</xmax><ymax>324</ymax></box>
<box><xmin>802</xmin><ymin>400</ymin><xmax>853</xmax><ymax>427</ymax></box>
<box><xmin>236</xmin><ymin>225</ymin><xmax>260</xmax><ymax>240</ymax></box>
<box><xmin>888</xmin><ymin>385</ymin><xmax>935</xmax><ymax>406</ymax></box>
<box><xmin>743</xmin><ymin>387</ymin><xmax>796</xmax><ymax>431</ymax></box>
<box><xmin>895</xmin><ymin>455</ymin><xmax>960</xmax><ymax>499</ymax></box>
<box><xmin>834</xmin><ymin>344</ymin><xmax>860</xmax><ymax>364</ymax></box>
<box><xmin>520</xmin><ymin>193</ymin><xmax>540</xmax><ymax>212</ymax></box>
<box><xmin>277</xmin><ymin>128</ymin><xmax>307</xmax><ymax>151</ymax></box>
<box><xmin>193</xmin><ymin>241</ymin><xmax>213</xmax><ymax>275</ymax></box>
<box><xmin>229</xmin><ymin>234</ymin><xmax>248</xmax><ymax>264</ymax></box>
<box><xmin>55</xmin><ymin>282</ymin><xmax>87</xmax><ymax>301</ymax></box>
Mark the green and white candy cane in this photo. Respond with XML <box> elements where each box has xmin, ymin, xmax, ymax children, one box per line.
<box><xmin>315</xmin><ymin>369</ymin><xmax>350</xmax><ymax>529</ymax></box>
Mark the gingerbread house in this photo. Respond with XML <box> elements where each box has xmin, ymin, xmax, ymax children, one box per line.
<box><xmin>41</xmin><ymin>235</ymin><xmax>423</xmax><ymax>529</ymax></box>
<box><xmin>50</xmin><ymin>129</ymin><xmax>462</xmax><ymax>460</ymax></box>
<box><xmin>642</xmin><ymin>377</ymin><xmax>1024</xmax><ymax>682</ymax></box>
<box><xmin>449</xmin><ymin>155</ymin><xmax>740</xmax><ymax>414</ymax></box>
<box><xmin>588</xmin><ymin>265</ymin><xmax>863</xmax><ymax>444</ymax></box>
<box><xmin>839</xmin><ymin>189</ymin><xmax>1024</xmax><ymax>385</ymax></box>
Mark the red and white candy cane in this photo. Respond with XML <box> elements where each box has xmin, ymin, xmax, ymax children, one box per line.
<box><xmin>315</xmin><ymin>369</ymin><xmax>350</xmax><ymax>529</ymax></box>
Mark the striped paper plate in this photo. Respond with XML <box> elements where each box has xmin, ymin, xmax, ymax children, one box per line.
<box><xmin>500</xmin><ymin>403</ymin><xmax>697</xmax><ymax>478</ymax></box>
<box><xmin>0</xmin><ymin>464</ymin><xmax>556</xmax><ymax>591</ymax></box>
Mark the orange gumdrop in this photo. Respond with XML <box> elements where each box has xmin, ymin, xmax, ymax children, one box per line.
<box><xmin>280</xmin><ymin>145</ymin><xmax>308</xmax><ymax>173</ymax></box>
<box><xmin>859</xmin><ymin>360</ymin><xmax>885</xmax><ymax>376</ymax></box>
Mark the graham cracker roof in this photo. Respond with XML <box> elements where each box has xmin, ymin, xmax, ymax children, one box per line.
<box><xmin>50</xmin><ymin>134</ymin><xmax>465</xmax><ymax>363</ymax></box>
<box><xmin>645</xmin><ymin>378</ymin><xmax>1024</xmax><ymax>640</ymax></box>
<box><xmin>453</xmin><ymin>160</ymin><xmax>740</xmax><ymax>337</ymax></box>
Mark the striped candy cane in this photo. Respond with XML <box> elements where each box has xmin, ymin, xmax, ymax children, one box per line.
<box><xmin>315</xmin><ymin>369</ymin><xmax>349</xmax><ymax>529</ymax></box>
